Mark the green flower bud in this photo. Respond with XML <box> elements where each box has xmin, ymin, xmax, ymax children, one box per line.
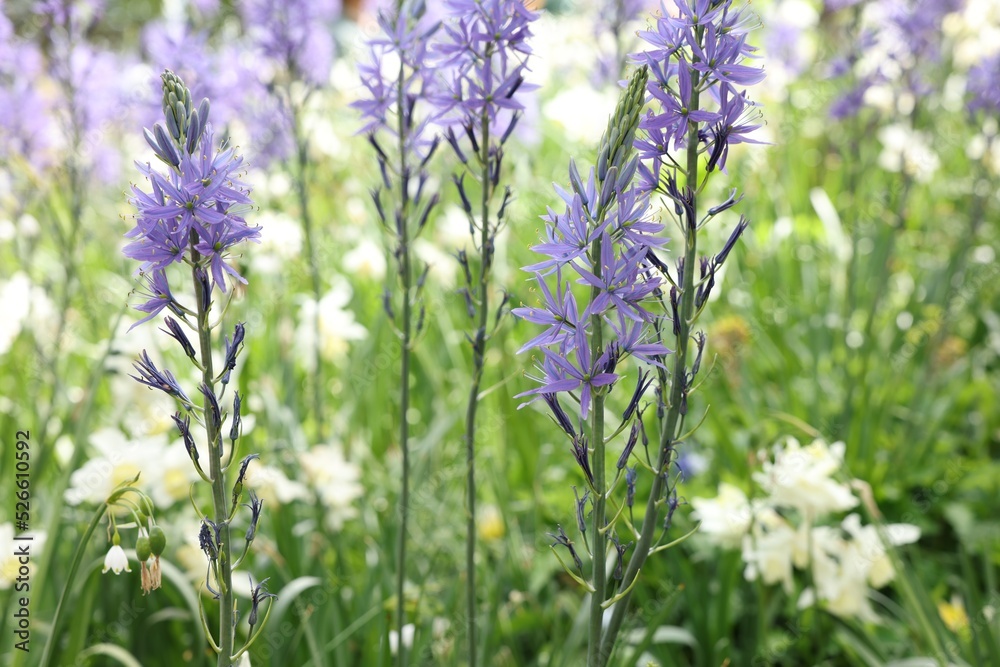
<box><xmin>139</xmin><ymin>495</ymin><xmax>155</xmax><ymax>519</ymax></box>
<box><xmin>149</xmin><ymin>526</ymin><xmax>167</xmax><ymax>557</ymax></box>
<box><xmin>136</xmin><ymin>536</ymin><xmax>152</xmax><ymax>562</ymax></box>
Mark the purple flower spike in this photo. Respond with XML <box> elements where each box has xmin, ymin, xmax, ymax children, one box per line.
<box><xmin>124</xmin><ymin>71</ymin><xmax>261</xmax><ymax>325</ymax></box>
<box><xmin>429</xmin><ymin>0</ymin><xmax>539</xmax><ymax>144</ymax></box>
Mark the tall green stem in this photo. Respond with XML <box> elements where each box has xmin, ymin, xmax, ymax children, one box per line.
<box><xmin>291</xmin><ymin>100</ymin><xmax>325</xmax><ymax>443</ymax></box>
<box><xmin>598</xmin><ymin>71</ymin><xmax>702</xmax><ymax>667</ymax></box>
<box><xmin>394</xmin><ymin>40</ymin><xmax>413</xmax><ymax>667</ymax></box>
<box><xmin>191</xmin><ymin>251</ymin><xmax>235</xmax><ymax>666</ymax></box>
<box><xmin>39</xmin><ymin>503</ymin><xmax>104</xmax><ymax>667</ymax></box>
<box><xmin>463</xmin><ymin>100</ymin><xmax>495</xmax><ymax>667</ymax></box>
<box><xmin>586</xmin><ymin>241</ymin><xmax>608</xmax><ymax>667</ymax></box>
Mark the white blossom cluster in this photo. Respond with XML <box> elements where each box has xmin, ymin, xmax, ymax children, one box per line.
<box><xmin>691</xmin><ymin>437</ymin><xmax>920</xmax><ymax>622</ymax></box>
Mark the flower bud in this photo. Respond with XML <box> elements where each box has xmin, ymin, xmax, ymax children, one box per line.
<box><xmin>136</xmin><ymin>535</ymin><xmax>152</xmax><ymax>562</ymax></box>
<box><xmin>149</xmin><ymin>526</ymin><xmax>167</xmax><ymax>557</ymax></box>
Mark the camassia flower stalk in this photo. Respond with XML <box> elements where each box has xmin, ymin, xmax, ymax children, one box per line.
<box><xmin>429</xmin><ymin>2</ymin><xmax>537</xmax><ymax>663</ymax></box>
<box><xmin>597</xmin><ymin>1</ymin><xmax>765</xmax><ymax>663</ymax></box>
<box><xmin>353</xmin><ymin>4</ymin><xmax>440</xmax><ymax>664</ymax></box>
<box><xmin>123</xmin><ymin>70</ymin><xmax>272</xmax><ymax>667</ymax></box>
<box><xmin>514</xmin><ymin>65</ymin><xmax>670</xmax><ymax>667</ymax></box>
<box><xmin>241</xmin><ymin>0</ymin><xmax>340</xmax><ymax>440</ymax></box>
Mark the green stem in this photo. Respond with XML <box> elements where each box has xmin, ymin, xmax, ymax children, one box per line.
<box><xmin>598</xmin><ymin>69</ymin><xmax>702</xmax><ymax>667</ymax></box>
<box><xmin>464</xmin><ymin>101</ymin><xmax>495</xmax><ymax>667</ymax></box>
<box><xmin>291</xmin><ymin>99</ymin><xmax>325</xmax><ymax>443</ymax></box>
<box><xmin>587</xmin><ymin>240</ymin><xmax>608</xmax><ymax>667</ymax></box>
<box><xmin>394</xmin><ymin>35</ymin><xmax>413</xmax><ymax>667</ymax></box>
<box><xmin>191</xmin><ymin>251</ymin><xmax>235</xmax><ymax>666</ymax></box>
<box><xmin>40</xmin><ymin>502</ymin><xmax>104</xmax><ymax>667</ymax></box>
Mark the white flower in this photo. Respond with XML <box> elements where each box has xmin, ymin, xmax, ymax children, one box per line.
<box><xmin>297</xmin><ymin>444</ymin><xmax>363</xmax><ymax>530</ymax></box>
<box><xmin>741</xmin><ymin>508</ymin><xmax>804</xmax><ymax>594</ymax></box>
<box><xmin>840</xmin><ymin>513</ymin><xmax>920</xmax><ymax>589</ymax></box>
<box><xmin>296</xmin><ymin>281</ymin><xmax>367</xmax><ymax>368</ymax></box>
<box><xmin>243</xmin><ymin>459</ymin><xmax>308</xmax><ymax>506</ymax></box>
<box><xmin>102</xmin><ymin>545</ymin><xmax>131</xmax><ymax>575</ymax></box>
<box><xmin>343</xmin><ymin>238</ymin><xmax>387</xmax><ymax>281</ymax></box>
<box><xmin>691</xmin><ymin>483</ymin><xmax>754</xmax><ymax>548</ymax></box>
<box><xmin>877</xmin><ymin>124</ymin><xmax>941</xmax><ymax>183</ymax></box>
<box><xmin>389</xmin><ymin>623</ymin><xmax>415</xmax><ymax>655</ymax></box>
<box><xmin>543</xmin><ymin>86</ymin><xmax>619</xmax><ymax>145</ymax></box>
<box><xmin>753</xmin><ymin>437</ymin><xmax>858</xmax><ymax>519</ymax></box>
<box><xmin>65</xmin><ymin>428</ymin><xmax>169</xmax><ymax>506</ymax></box>
<box><xmin>251</xmin><ymin>210</ymin><xmax>303</xmax><ymax>275</ymax></box>
<box><xmin>0</xmin><ymin>273</ymin><xmax>57</xmax><ymax>356</ymax></box>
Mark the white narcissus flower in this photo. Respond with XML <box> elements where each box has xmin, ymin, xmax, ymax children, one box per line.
<box><xmin>741</xmin><ymin>507</ymin><xmax>806</xmax><ymax>594</ymax></box>
<box><xmin>251</xmin><ymin>210</ymin><xmax>303</xmax><ymax>276</ymax></box>
<box><xmin>0</xmin><ymin>524</ymin><xmax>47</xmax><ymax>589</ymax></box>
<box><xmin>243</xmin><ymin>459</ymin><xmax>309</xmax><ymax>506</ymax></box>
<box><xmin>295</xmin><ymin>281</ymin><xmax>368</xmax><ymax>368</ymax></box>
<box><xmin>298</xmin><ymin>444</ymin><xmax>363</xmax><ymax>530</ymax></box>
<box><xmin>690</xmin><ymin>483</ymin><xmax>753</xmax><ymax>548</ymax></box>
<box><xmin>65</xmin><ymin>428</ymin><xmax>169</xmax><ymax>507</ymax></box>
<box><xmin>753</xmin><ymin>437</ymin><xmax>858</xmax><ymax>520</ymax></box>
<box><xmin>343</xmin><ymin>238</ymin><xmax>387</xmax><ymax>281</ymax></box>
<box><xmin>840</xmin><ymin>513</ymin><xmax>921</xmax><ymax>589</ymax></box>
<box><xmin>103</xmin><ymin>545</ymin><xmax>131</xmax><ymax>575</ymax></box>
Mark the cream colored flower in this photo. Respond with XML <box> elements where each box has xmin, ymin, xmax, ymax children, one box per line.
<box><xmin>295</xmin><ymin>282</ymin><xmax>367</xmax><ymax>368</ymax></box>
<box><xmin>0</xmin><ymin>524</ymin><xmax>46</xmax><ymax>589</ymax></box>
<box><xmin>343</xmin><ymin>238</ymin><xmax>387</xmax><ymax>281</ymax></box>
<box><xmin>741</xmin><ymin>508</ymin><xmax>804</xmax><ymax>594</ymax></box>
<box><xmin>298</xmin><ymin>444</ymin><xmax>363</xmax><ymax>530</ymax></box>
<box><xmin>753</xmin><ymin>437</ymin><xmax>858</xmax><ymax>519</ymax></box>
<box><xmin>691</xmin><ymin>483</ymin><xmax>754</xmax><ymax>548</ymax></box>
<box><xmin>65</xmin><ymin>428</ymin><xmax>168</xmax><ymax>506</ymax></box>
<box><xmin>243</xmin><ymin>459</ymin><xmax>308</xmax><ymax>506</ymax></box>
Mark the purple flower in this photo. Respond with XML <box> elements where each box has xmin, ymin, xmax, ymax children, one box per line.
<box><xmin>129</xmin><ymin>270</ymin><xmax>181</xmax><ymax>330</ymax></box>
<box><xmin>241</xmin><ymin>0</ymin><xmax>340</xmax><ymax>87</ymax></box>
<box><xmin>353</xmin><ymin>5</ymin><xmax>440</xmax><ymax>162</ymax></box>
<box><xmin>518</xmin><ymin>327</ymin><xmax>619</xmax><ymax>419</ymax></box>
<box><xmin>511</xmin><ymin>271</ymin><xmax>580</xmax><ymax>353</ymax></box>
<box><xmin>967</xmin><ymin>54</ymin><xmax>1000</xmax><ymax>116</ymax></box>
<box><xmin>125</xmin><ymin>71</ymin><xmax>260</xmax><ymax>322</ymax></box>
<box><xmin>429</xmin><ymin>0</ymin><xmax>538</xmax><ymax>143</ymax></box>
<box><xmin>631</xmin><ymin>0</ymin><xmax>765</xmax><ymax>191</ymax></box>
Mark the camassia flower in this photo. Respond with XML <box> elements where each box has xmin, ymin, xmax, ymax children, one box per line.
<box><xmin>123</xmin><ymin>70</ymin><xmax>259</xmax><ymax>325</ymax></box>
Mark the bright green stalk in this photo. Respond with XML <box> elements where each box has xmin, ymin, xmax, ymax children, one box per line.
<box><xmin>191</xmin><ymin>254</ymin><xmax>236</xmax><ymax>667</ymax></box>
<box><xmin>462</xmin><ymin>91</ymin><xmax>496</xmax><ymax>667</ymax></box>
<box><xmin>40</xmin><ymin>503</ymin><xmax>104</xmax><ymax>667</ymax></box>
<box><xmin>290</xmin><ymin>96</ymin><xmax>326</xmax><ymax>443</ymax></box>
<box><xmin>569</xmin><ymin>65</ymin><xmax>647</xmax><ymax>667</ymax></box>
<box><xmin>599</xmin><ymin>63</ymin><xmax>703</xmax><ymax>667</ymax></box>
<box><xmin>394</xmin><ymin>25</ymin><xmax>413</xmax><ymax>667</ymax></box>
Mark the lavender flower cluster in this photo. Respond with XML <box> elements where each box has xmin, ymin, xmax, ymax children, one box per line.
<box><xmin>125</xmin><ymin>71</ymin><xmax>260</xmax><ymax>327</ymax></box>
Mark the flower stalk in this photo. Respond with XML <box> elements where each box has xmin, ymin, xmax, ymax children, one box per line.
<box><xmin>122</xmin><ymin>70</ymin><xmax>272</xmax><ymax>667</ymax></box>
<box><xmin>428</xmin><ymin>3</ymin><xmax>538</xmax><ymax>662</ymax></box>
<box><xmin>353</xmin><ymin>5</ymin><xmax>441</xmax><ymax>663</ymax></box>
